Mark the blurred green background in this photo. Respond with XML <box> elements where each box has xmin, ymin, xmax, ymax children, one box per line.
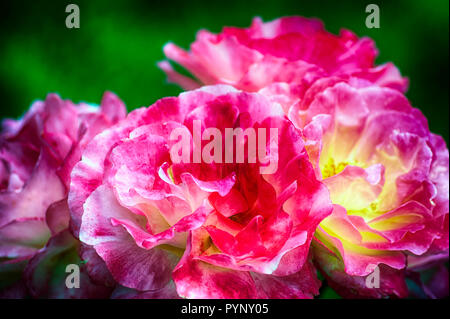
<box><xmin>0</xmin><ymin>0</ymin><xmax>448</xmax><ymax>298</ymax></box>
<box><xmin>0</xmin><ymin>0</ymin><xmax>448</xmax><ymax>143</ymax></box>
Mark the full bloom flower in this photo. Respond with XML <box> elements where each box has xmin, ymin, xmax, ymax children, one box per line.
<box><xmin>68</xmin><ymin>85</ymin><xmax>332</xmax><ymax>298</ymax></box>
<box><xmin>0</xmin><ymin>92</ymin><xmax>126</xmax><ymax>297</ymax></box>
<box><xmin>293</xmin><ymin>81</ymin><xmax>448</xmax><ymax>298</ymax></box>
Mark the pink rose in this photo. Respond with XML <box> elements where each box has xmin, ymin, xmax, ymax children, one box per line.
<box><xmin>297</xmin><ymin>82</ymin><xmax>449</xmax><ymax>298</ymax></box>
<box><xmin>69</xmin><ymin>85</ymin><xmax>332</xmax><ymax>298</ymax></box>
<box><xmin>0</xmin><ymin>92</ymin><xmax>126</xmax><ymax>297</ymax></box>
<box><xmin>159</xmin><ymin>16</ymin><xmax>408</xmax><ymax>94</ymax></box>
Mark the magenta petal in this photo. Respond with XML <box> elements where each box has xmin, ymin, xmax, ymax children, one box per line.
<box><xmin>99</xmin><ymin>91</ymin><xmax>127</xmax><ymax>124</ymax></box>
<box><xmin>173</xmin><ymin>255</ymin><xmax>258</xmax><ymax>298</ymax></box>
<box><xmin>79</xmin><ymin>244</ymin><xmax>116</xmax><ymax>287</ymax></box>
<box><xmin>45</xmin><ymin>199</ymin><xmax>70</xmax><ymax>235</ymax></box>
<box><xmin>94</xmin><ymin>240</ymin><xmax>178</xmax><ymax>291</ymax></box>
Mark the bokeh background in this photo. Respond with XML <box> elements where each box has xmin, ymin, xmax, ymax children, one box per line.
<box><xmin>0</xmin><ymin>0</ymin><xmax>448</xmax><ymax>298</ymax></box>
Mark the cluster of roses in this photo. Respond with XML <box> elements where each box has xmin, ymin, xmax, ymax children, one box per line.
<box><xmin>0</xmin><ymin>16</ymin><xmax>448</xmax><ymax>299</ymax></box>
